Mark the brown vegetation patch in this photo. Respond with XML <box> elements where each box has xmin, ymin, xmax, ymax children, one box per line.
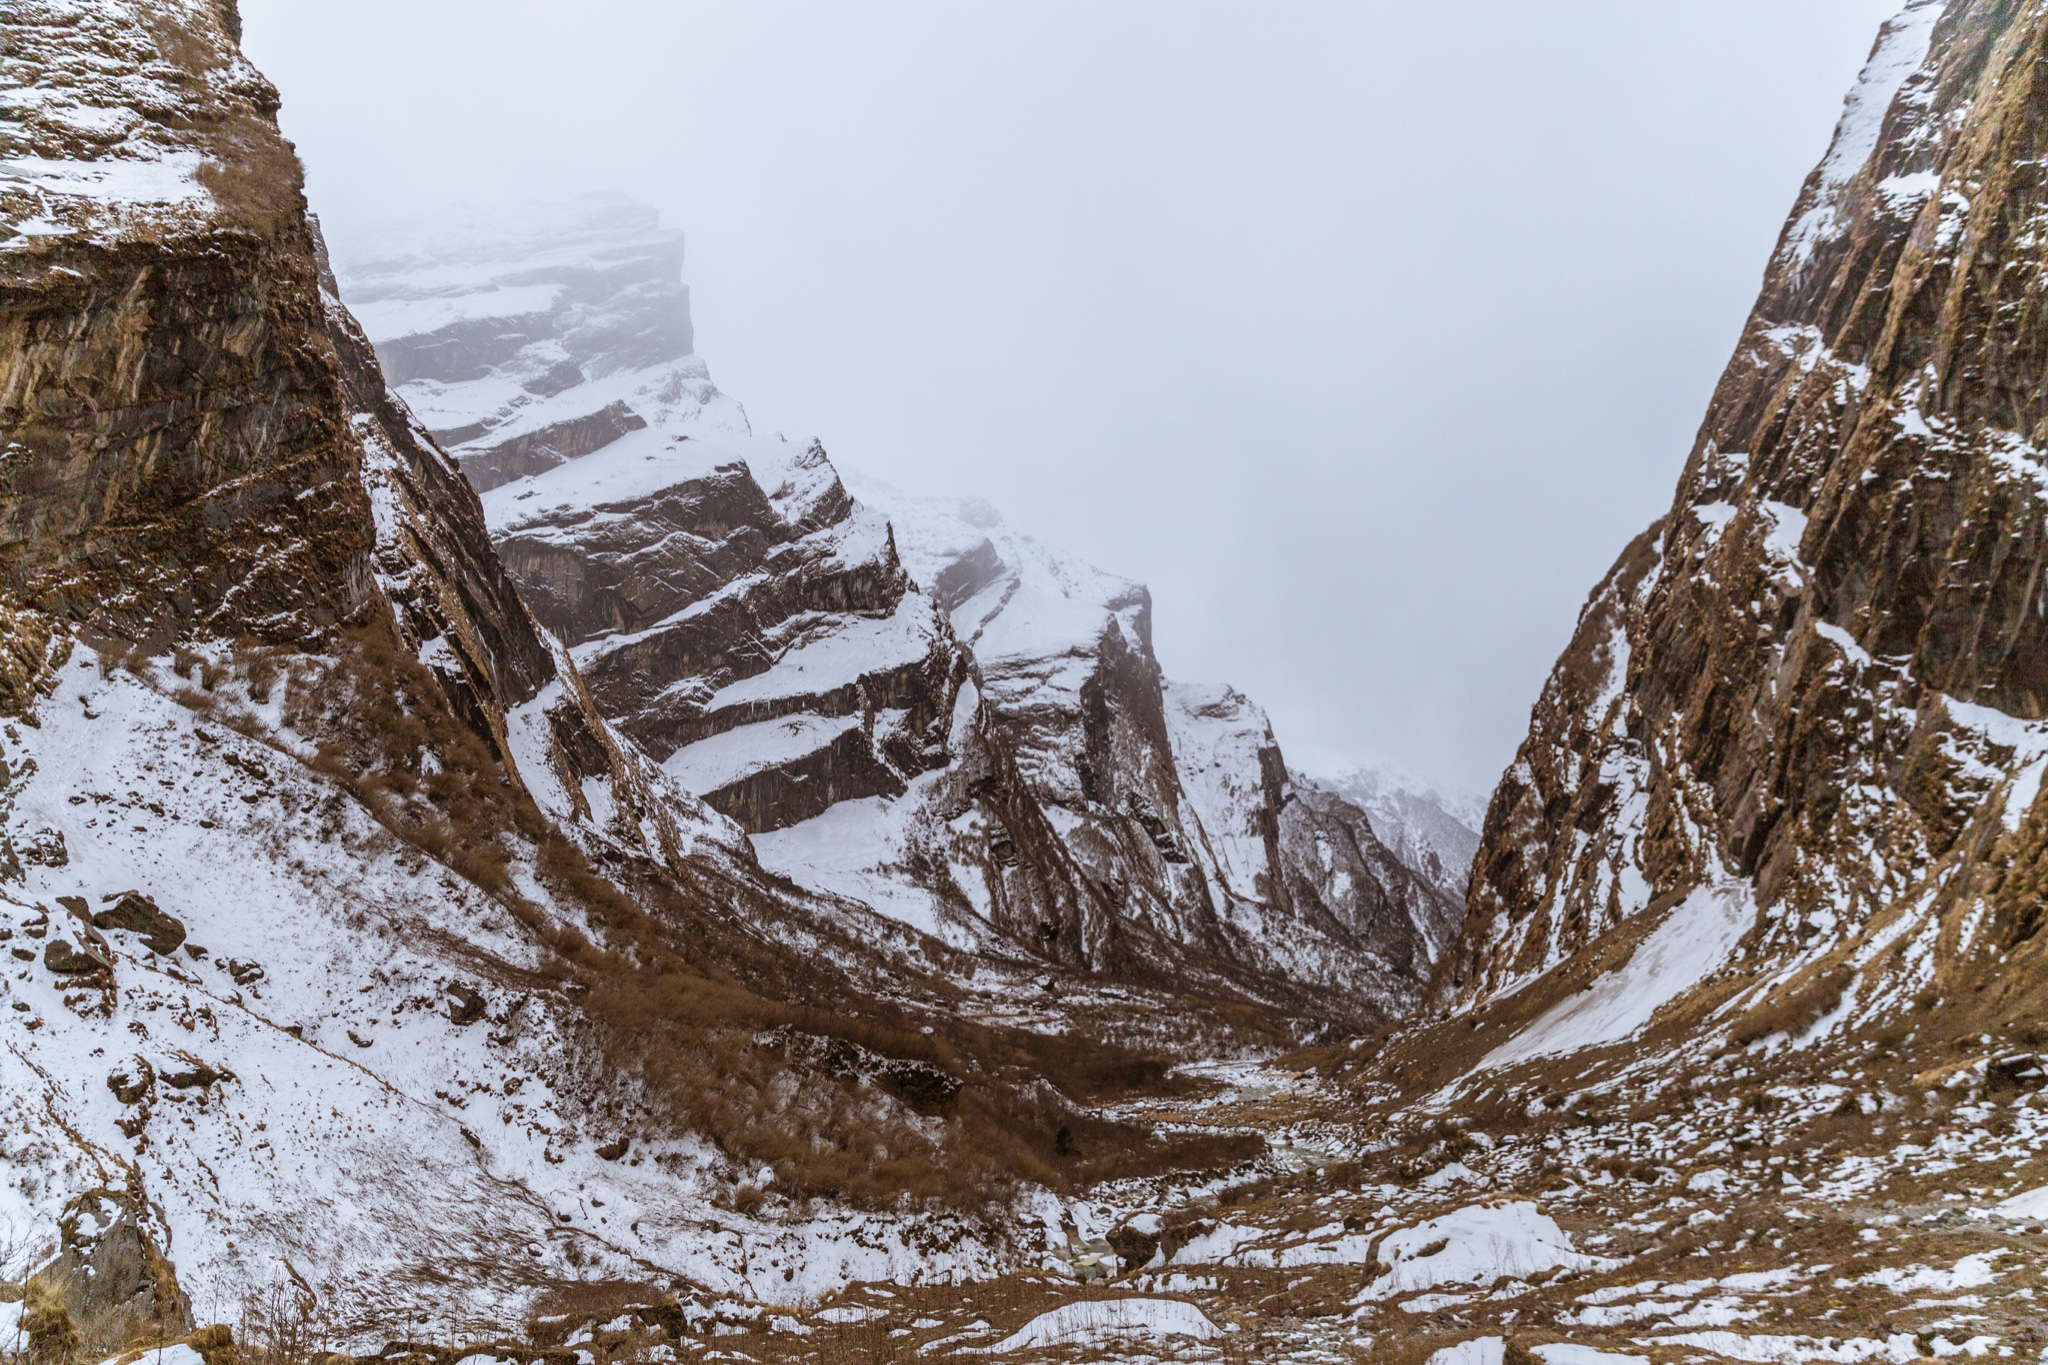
<box><xmin>165</xmin><ymin>619</ymin><xmax>1255</xmax><ymax>1214</ymax></box>
<box><xmin>1730</xmin><ymin>964</ymin><xmax>1853</xmax><ymax>1047</ymax></box>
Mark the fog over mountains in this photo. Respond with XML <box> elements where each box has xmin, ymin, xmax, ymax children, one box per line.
<box><xmin>240</xmin><ymin>0</ymin><xmax>1909</xmax><ymax>798</ymax></box>
<box><xmin>11</xmin><ymin>3</ymin><xmax>2048</xmax><ymax>1363</ymax></box>
<box><xmin>335</xmin><ymin>194</ymin><xmax>1478</xmax><ymax>1010</ymax></box>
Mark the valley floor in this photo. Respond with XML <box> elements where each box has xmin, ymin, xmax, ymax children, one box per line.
<box><xmin>249</xmin><ymin>1035</ymin><xmax>2048</xmax><ymax>1365</ymax></box>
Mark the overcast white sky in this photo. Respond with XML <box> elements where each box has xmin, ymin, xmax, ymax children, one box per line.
<box><xmin>241</xmin><ymin>0</ymin><xmax>1903</xmax><ymax>798</ymax></box>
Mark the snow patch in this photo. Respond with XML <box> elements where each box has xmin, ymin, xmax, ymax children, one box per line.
<box><xmin>99</xmin><ymin>1349</ymin><xmax>206</xmax><ymax>1365</ymax></box>
<box><xmin>972</xmin><ymin>1298</ymin><xmax>1218</xmax><ymax>1353</ymax></box>
<box><xmin>1876</xmin><ymin>170</ymin><xmax>1941</xmax><ymax>211</ymax></box>
<box><xmin>480</xmin><ymin>427</ymin><xmax>723</xmax><ymax>534</ymax></box>
<box><xmin>1483</xmin><ymin>880</ymin><xmax>1756</xmax><ymax>1066</ymax></box>
<box><xmin>706</xmin><ymin>598</ymin><xmax>939</xmax><ymax>712</ymax></box>
<box><xmin>662</xmin><ymin>714</ymin><xmax>861</xmax><ymax>795</ymax></box>
<box><xmin>1851</xmin><ymin>1253</ymin><xmax>2000</xmax><ymax>1295</ymax></box>
<box><xmin>0</xmin><ymin>150</ymin><xmax>211</xmax><ymax>206</ymax></box>
<box><xmin>1995</xmin><ymin>1183</ymin><xmax>2048</xmax><ymax>1219</ymax></box>
<box><xmin>1534</xmin><ymin>1348</ymin><xmax>1651</xmax><ymax>1365</ymax></box>
<box><xmin>1652</xmin><ymin>1331</ymin><xmax>1931</xmax><ymax>1363</ymax></box>
<box><xmin>350</xmin><ymin>285</ymin><xmax>562</xmax><ymax>345</ymax></box>
<box><xmin>1355</xmin><ymin>1202</ymin><xmax>1607</xmax><ymax>1302</ymax></box>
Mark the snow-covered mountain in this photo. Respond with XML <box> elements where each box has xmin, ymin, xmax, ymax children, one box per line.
<box><xmin>1317</xmin><ymin>765</ymin><xmax>1484</xmax><ymax>902</ymax></box>
<box><xmin>338</xmin><ymin>198</ymin><xmax>1465</xmax><ymax>1020</ymax></box>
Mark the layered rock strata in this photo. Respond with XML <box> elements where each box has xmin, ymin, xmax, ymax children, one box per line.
<box><xmin>345</xmin><ymin>205</ymin><xmax>1465</xmax><ymax>1015</ymax></box>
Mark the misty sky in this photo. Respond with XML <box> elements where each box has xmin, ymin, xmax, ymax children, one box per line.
<box><xmin>240</xmin><ymin>0</ymin><xmax>1903</xmax><ymax>798</ymax></box>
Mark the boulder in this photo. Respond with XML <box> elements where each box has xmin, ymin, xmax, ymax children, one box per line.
<box><xmin>43</xmin><ymin>938</ymin><xmax>103</xmax><ymax>974</ymax></box>
<box><xmin>38</xmin><ymin>1189</ymin><xmax>193</xmax><ymax>1344</ymax></box>
<box><xmin>93</xmin><ymin>890</ymin><xmax>186</xmax><ymax>956</ymax></box>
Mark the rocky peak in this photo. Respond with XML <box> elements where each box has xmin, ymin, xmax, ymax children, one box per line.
<box><xmin>844</xmin><ymin>473</ymin><xmax>1465</xmax><ymax>1013</ymax></box>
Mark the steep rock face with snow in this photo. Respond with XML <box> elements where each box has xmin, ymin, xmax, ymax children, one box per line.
<box><xmin>342</xmin><ymin>209</ymin><xmax>1461</xmax><ymax>1015</ymax></box>
<box><xmin>1454</xmin><ymin>0</ymin><xmax>2048</xmax><ymax>1056</ymax></box>
<box><xmin>1320</xmin><ymin>766</ymin><xmax>1483</xmax><ymax>904</ymax></box>
<box><xmin>1300</xmin><ymin>26</ymin><xmax>2048</xmax><ymax>1355</ymax></box>
<box><xmin>854</xmin><ymin>482</ymin><xmax>1464</xmax><ymax>1011</ymax></box>
<box><xmin>338</xmin><ymin>206</ymin><xmax>1136</xmax><ymax>972</ymax></box>
<box><xmin>336</xmin><ymin>200</ymin><xmax>974</xmax><ymax>836</ymax></box>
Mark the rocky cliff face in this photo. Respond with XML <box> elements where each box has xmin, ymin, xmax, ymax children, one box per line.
<box><xmin>0</xmin><ymin>1</ymin><xmax>361</xmax><ymax>646</ymax></box>
<box><xmin>341</xmin><ymin>206</ymin><xmax>1463</xmax><ymax>1018</ymax></box>
<box><xmin>340</xmin><ymin>202</ymin><xmax>966</xmax><ymax>834</ymax></box>
<box><xmin>767</xmin><ymin>475</ymin><xmax>1467</xmax><ymax>1012</ymax></box>
<box><xmin>1454</xmin><ymin>0</ymin><xmax>2048</xmax><ymax>1060</ymax></box>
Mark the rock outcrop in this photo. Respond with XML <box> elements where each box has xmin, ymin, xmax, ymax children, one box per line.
<box><xmin>1454</xmin><ymin>0</ymin><xmax>2048</xmax><ymax>1063</ymax></box>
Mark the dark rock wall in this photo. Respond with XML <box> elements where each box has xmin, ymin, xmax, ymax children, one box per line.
<box><xmin>1279</xmin><ymin>782</ymin><xmax>1464</xmax><ymax>988</ymax></box>
<box><xmin>0</xmin><ymin>228</ymin><xmax>375</xmax><ymax>644</ymax></box>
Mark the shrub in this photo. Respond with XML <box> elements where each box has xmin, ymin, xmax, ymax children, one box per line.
<box><xmin>21</xmin><ymin>1278</ymin><xmax>79</xmax><ymax>1365</ymax></box>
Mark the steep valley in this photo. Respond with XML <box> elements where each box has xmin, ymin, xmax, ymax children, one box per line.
<box><xmin>10</xmin><ymin>0</ymin><xmax>2048</xmax><ymax>1363</ymax></box>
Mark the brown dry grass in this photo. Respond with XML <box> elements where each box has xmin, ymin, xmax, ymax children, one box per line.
<box><xmin>234</xmin><ymin>1278</ymin><xmax>329</xmax><ymax>1365</ymax></box>
<box><xmin>1729</xmin><ymin>964</ymin><xmax>1851</xmax><ymax>1047</ymax></box>
<box><xmin>142</xmin><ymin>4</ymin><xmax>305</xmax><ymax>238</ymax></box>
<box><xmin>191</xmin><ymin>116</ymin><xmax>304</xmax><ymax>237</ymax></box>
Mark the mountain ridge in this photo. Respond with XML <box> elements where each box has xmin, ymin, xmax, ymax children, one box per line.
<box><xmin>336</xmin><ymin>195</ymin><xmax>1468</xmax><ymax>1022</ymax></box>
